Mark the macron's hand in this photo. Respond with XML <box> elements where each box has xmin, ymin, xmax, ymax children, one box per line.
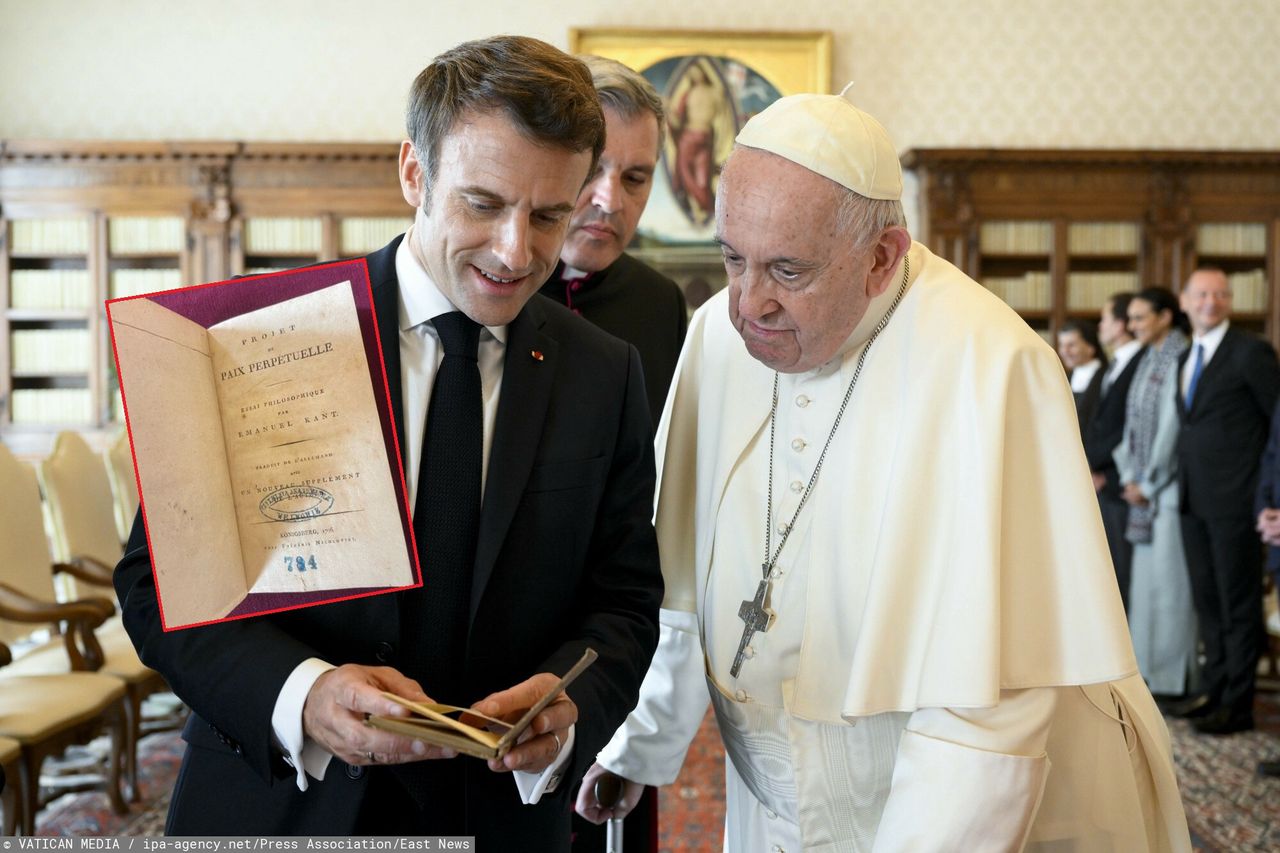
<box><xmin>302</xmin><ymin>664</ymin><xmax>457</xmax><ymax>766</ymax></box>
<box><xmin>472</xmin><ymin>672</ymin><xmax>577</xmax><ymax>775</ymax></box>
<box><xmin>574</xmin><ymin>762</ymin><xmax>644</xmax><ymax>824</ymax></box>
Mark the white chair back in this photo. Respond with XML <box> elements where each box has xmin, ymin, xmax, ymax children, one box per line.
<box><xmin>0</xmin><ymin>443</ymin><xmax>61</xmax><ymax>645</ymax></box>
<box><xmin>104</xmin><ymin>430</ymin><xmax>140</xmax><ymax>544</ymax></box>
<box><xmin>38</xmin><ymin>432</ymin><xmax>123</xmax><ymax>601</ymax></box>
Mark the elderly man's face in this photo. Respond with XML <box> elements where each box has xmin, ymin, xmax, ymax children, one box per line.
<box><xmin>560</xmin><ymin>107</ymin><xmax>660</xmax><ymax>274</ymax></box>
<box><xmin>1180</xmin><ymin>270</ymin><xmax>1232</xmax><ymax>337</ymax></box>
<box><xmin>717</xmin><ymin>147</ymin><xmax>878</xmax><ymax>373</ymax></box>
<box><xmin>398</xmin><ymin>110</ymin><xmax>592</xmax><ymax>327</ymax></box>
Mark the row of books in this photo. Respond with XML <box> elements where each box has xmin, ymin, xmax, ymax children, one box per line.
<box><xmin>9</xmin><ymin>269</ymin><xmax>92</xmax><ymax>311</ymax></box>
<box><xmin>8</xmin><ymin>388</ymin><xmax>93</xmax><ymax>425</ymax></box>
<box><xmin>11</xmin><ymin>219</ymin><xmax>90</xmax><ymax>255</ymax></box>
<box><xmin>981</xmin><ymin>272</ymin><xmax>1053</xmax><ymax>310</ymax></box>
<box><xmin>1066</xmin><ymin>271</ymin><xmax>1141</xmax><ymax>311</ymax></box>
<box><xmin>1198</xmin><ymin>223</ymin><xmax>1267</xmax><ymax>257</ymax></box>
<box><xmin>340</xmin><ymin>217</ymin><xmax>413</xmax><ymax>255</ymax></box>
<box><xmin>1230</xmin><ymin>269</ymin><xmax>1269</xmax><ymax>313</ymax></box>
<box><xmin>979</xmin><ymin>221</ymin><xmax>1053</xmax><ymax>255</ymax></box>
<box><xmin>108</xmin><ymin>217</ymin><xmax>185</xmax><ymax>254</ymax></box>
<box><xmin>1066</xmin><ymin>223</ymin><xmax>1139</xmax><ymax>255</ymax></box>
<box><xmin>244</xmin><ymin>218</ymin><xmax>322</xmax><ymax>254</ymax></box>
<box><xmin>111</xmin><ymin>268</ymin><xmax>183</xmax><ymax>299</ymax></box>
<box><xmin>11</xmin><ymin>329</ymin><xmax>92</xmax><ymax>374</ymax></box>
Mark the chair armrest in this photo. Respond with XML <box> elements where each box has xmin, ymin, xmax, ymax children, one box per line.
<box><xmin>55</xmin><ymin>555</ymin><xmax>116</xmax><ymax>588</ymax></box>
<box><xmin>0</xmin><ymin>582</ymin><xmax>107</xmax><ymax>671</ymax></box>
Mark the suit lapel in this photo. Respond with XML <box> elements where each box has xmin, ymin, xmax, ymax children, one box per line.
<box><xmin>1176</xmin><ymin>344</ymin><xmax>1191</xmax><ymax>417</ymax></box>
<box><xmin>364</xmin><ymin>237</ymin><xmax>405</xmax><ymax>629</ymax></box>
<box><xmin>470</xmin><ymin>299</ymin><xmax>557</xmax><ymax>620</ymax></box>
<box><xmin>367</xmin><ymin>236</ymin><xmax>405</xmax><ymax>443</ymax></box>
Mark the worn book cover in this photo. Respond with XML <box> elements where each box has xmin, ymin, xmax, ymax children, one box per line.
<box><xmin>366</xmin><ymin>649</ymin><xmax>597</xmax><ymax>759</ymax></box>
<box><xmin>107</xmin><ymin>260</ymin><xmax>418</xmax><ymax>630</ymax></box>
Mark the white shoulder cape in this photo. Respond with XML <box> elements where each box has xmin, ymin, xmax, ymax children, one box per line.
<box><xmin>654</xmin><ymin>242</ymin><xmax>1138</xmax><ymax>719</ymax></box>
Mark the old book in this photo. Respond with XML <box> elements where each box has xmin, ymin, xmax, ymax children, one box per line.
<box><xmin>107</xmin><ymin>260</ymin><xmax>418</xmax><ymax>630</ymax></box>
<box><xmin>365</xmin><ymin>649</ymin><xmax>598</xmax><ymax>760</ymax></box>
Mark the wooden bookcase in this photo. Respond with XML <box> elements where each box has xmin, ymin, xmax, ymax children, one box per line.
<box><xmin>902</xmin><ymin>150</ymin><xmax>1280</xmax><ymax>348</ymax></box>
<box><xmin>0</xmin><ymin>141</ymin><xmax>411</xmax><ymax>457</ymax></box>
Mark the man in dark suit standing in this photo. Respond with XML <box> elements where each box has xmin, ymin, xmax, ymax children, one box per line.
<box><xmin>113</xmin><ymin>37</ymin><xmax>662</xmax><ymax>848</ymax></box>
<box><xmin>1084</xmin><ymin>293</ymin><xmax>1145</xmax><ymax>610</ymax></box>
<box><xmin>536</xmin><ymin>56</ymin><xmax>685</xmax><ymax>853</ymax></box>
<box><xmin>1176</xmin><ymin>268</ymin><xmax>1280</xmax><ymax>734</ymax></box>
<box><xmin>540</xmin><ymin>55</ymin><xmax>688</xmax><ymax>426</ymax></box>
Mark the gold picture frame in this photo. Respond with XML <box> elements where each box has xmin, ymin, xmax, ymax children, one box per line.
<box><xmin>568</xmin><ymin>28</ymin><xmax>833</xmax><ymax>97</ymax></box>
<box><xmin>568</xmin><ymin>29</ymin><xmax>832</xmax><ymax>307</ymax></box>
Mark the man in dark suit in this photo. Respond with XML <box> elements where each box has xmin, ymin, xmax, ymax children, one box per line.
<box><xmin>534</xmin><ymin>56</ymin><xmax>684</xmax><ymax>853</ymax></box>
<box><xmin>113</xmin><ymin>37</ymin><xmax>663</xmax><ymax>847</ymax></box>
<box><xmin>1176</xmin><ymin>268</ymin><xmax>1280</xmax><ymax>734</ymax></box>
<box><xmin>1084</xmin><ymin>293</ymin><xmax>1145</xmax><ymax>611</ymax></box>
<box><xmin>540</xmin><ymin>55</ymin><xmax>688</xmax><ymax>426</ymax></box>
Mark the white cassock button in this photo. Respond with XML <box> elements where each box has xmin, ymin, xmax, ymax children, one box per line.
<box><xmin>766</xmin><ymin>809</ymin><xmax>778</xmax><ymax>820</ymax></box>
<box><xmin>744</xmin><ymin>645</ymin><xmax>755</xmax><ymax>659</ymax></box>
<box><xmin>795</xmin><ymin>394</ymin><xmax>810</xmax><ymax>408</ymax></box>
<box><xmin>773</xmin><ymin>846</ymin><xmax>786</xmax><ymax>853</ymax></box>
<box><xmin>735</xmin><ymin>689</ymin><xmax>748</xmax><ymax>702</ymax></box>
<box><xmin>791</xmin><ymin>438</ymin><xmax>806</xmax><ymax>452</ymax></box>
<box><xmin>776</xmin><ymin>521</ymin><xmax>788</xmax><ymax>535</ymax></box>
<box><xmin>789</xmin><ymin>480</ymin><xmax>803</xmax><ymax>493</ymax></box>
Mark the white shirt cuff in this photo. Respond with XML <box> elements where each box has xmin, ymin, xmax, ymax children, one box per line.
<box><xmin>513</xmin><ymin>724</ymin><xmax>575</xmax><ymax>804</ymax></box>
<box><xmin>270</xmin><ymin>656</ymin><xmax>336</xmax><ymax>792</ymax></box>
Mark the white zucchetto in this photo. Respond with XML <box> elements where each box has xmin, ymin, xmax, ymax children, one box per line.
<box><xmin>735</xmin><ymin>93</ymin><xmax>903</xmax><ymax>201</ymax></box>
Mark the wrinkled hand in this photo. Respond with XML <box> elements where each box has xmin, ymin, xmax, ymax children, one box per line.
<box><xmin>1122</xmin><ymin>483</ymin><xmax>1148</xmax><ymax>506</ymax></box>
<box><xmin>302</xmin><ymin>664</ymin><xmax>456</xmax><ymax>766</ymax></box>
<box><xmin>575</xmin><ymin>762</ymin><xmax>644</xmax><ymax>824</ymax></box>
<box><xmin>472</xmin><ymin>672</ymin><xmax>576</xmax><ymax>774</ymax></box>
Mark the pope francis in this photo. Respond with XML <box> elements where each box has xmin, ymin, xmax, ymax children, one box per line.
<box><xmin>575</xmin><ymin>94</ymin><xmax>1191</xmax><ymax>852</ymax></box>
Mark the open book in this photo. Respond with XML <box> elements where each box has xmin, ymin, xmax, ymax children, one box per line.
<box><xmin>107</xmin><ymin>261</ymin><xmax>418</xmax><ymax>630</ymax></box>
<box><xmin>365</xmin><ymin>648</ymin><xmax>597</xmax><ymax>759</ymax></box>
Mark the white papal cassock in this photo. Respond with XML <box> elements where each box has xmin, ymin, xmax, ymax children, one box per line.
<box><xmin>598</xmin><ymin>241</ymin><xmax>1190</xmax><ymax>852</ymax></box>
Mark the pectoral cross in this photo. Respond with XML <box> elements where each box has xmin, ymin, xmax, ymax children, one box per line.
<box><xmin>731</xmin><ymin>575</ymin><xmax>776</xmax><ymax>677</ymax></box>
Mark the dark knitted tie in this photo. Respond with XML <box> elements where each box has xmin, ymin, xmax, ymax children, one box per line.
<box><xmin>404</xmin><ymin>310</ymin><xmax>483</xmax><ymax>700</ymax></box>
<box><xmin>392</xmin><ymin>312</ymin><xmax>482</xmax><ymax>821</ymax></box>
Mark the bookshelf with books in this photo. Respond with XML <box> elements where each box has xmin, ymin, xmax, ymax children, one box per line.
<box><xmin>903</xmin><ymin>149</ymin><xmax>1280</xmax><ymax>350</ymax></box>
<box><xmin>0</xmin><ymin>140</ymin><xmax>409</xmax><ymax>458</ymax></box>
<box><xmin>3</xmin><ymin>216</ymin><xmax>96</xmax><ymax>441</ymax></box>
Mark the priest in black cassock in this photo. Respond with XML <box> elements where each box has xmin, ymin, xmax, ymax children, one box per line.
<box><xmin>540</xmin><ymin>56</ymin><xmax>688</xmax><ymax>425</ymax></box>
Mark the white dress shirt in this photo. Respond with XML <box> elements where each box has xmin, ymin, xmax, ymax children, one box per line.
<box><xmin>270</xmin><ymin>231</ymin><xmax>572</xmax><ymax>801</ymax></box>
<box><xmin>1182</xmin><ymin>319</ymin><xmax>1229</xmax><ymax>399</ymax></box>
<box><xmin>1068</xmin><ymin>358</ymin><xmax>1102</xmax><ymax>394</ymax></box>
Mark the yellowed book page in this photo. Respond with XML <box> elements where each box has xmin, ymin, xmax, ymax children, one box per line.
<box><xmin>207</xmin><ymin>282</ymin><xmax>412</xmax><ymax>594</ymax></box>
<box><xmin>109</xmin><ymin>298</ymin><xmax>245</xmax><ymax>627</ymax></box>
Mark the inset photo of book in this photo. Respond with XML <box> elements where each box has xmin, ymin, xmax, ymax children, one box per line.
<box><xmin>107</xmin><ymin>260</ymin><xmax>419</xmax><ymax>630</ymax></box>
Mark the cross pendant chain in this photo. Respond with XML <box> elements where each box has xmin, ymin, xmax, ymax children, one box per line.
<box><xmin>731</xmin><ymin>574</ymin><xmax>776</xmax><ymax>677</ymax></box>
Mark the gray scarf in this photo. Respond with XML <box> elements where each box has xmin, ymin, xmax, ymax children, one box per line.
<box><xmin>1124</xmin><ymin>328</ymin><xmax>1189</xmax><ymax>543</ymax></box>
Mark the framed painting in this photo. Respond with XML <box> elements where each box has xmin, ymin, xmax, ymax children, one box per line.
<box><xmin>569</xmin><ymin>28</ymin><xmax>832</xmax><ymax>250</ymax></box>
